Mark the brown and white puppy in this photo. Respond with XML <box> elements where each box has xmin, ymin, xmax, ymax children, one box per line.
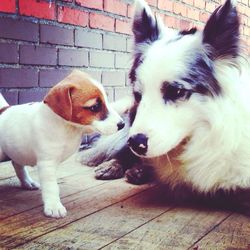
<box><xmin>0</xmin><ymin>70</ymin><xmax>124</xmax><ymax>218</ymax></box>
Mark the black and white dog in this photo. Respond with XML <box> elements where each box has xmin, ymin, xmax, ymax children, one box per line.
<box><xmin>80</xmin><ymin>0</ymin><xmax>250</xmax><ymax>209</ymax></box>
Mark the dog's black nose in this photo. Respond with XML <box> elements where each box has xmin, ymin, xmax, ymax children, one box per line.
<box><xmin>128</xmin><ymin>133</ymin><xmax>148</xmax><ymax>155</ymax></box>
<box><xmin>117</xmin><ymin>121</ymin><xmax>125</xmax><ymax>131</ymax></box>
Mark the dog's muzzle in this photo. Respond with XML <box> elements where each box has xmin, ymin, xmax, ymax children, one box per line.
<box><xmin>128</xmin><ymin>133</ymin><xmax>148</xmax><ymax>156</ymax></box>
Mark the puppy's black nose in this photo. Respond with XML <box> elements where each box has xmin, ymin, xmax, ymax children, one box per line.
<box><xmin>128</xmin><ymin>133</ymin><xmax>148</xmax><ymax>155</ymax></box>
<box><xmin>117</xmin><ymin>121</ymin><xmax>125</xmax><ymax>131</ymax></box>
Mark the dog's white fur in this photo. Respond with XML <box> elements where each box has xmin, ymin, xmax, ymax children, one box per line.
<box><xmin>0</xmin><ymin>70</ymin><xmax>123</xmax><ymax>218</ymax></box>
<box><xmin>130</xmin><ymin>0</ymin><xmax>250</xmax><ymax>193</ymax></box>
<box><xmin>80</xmin><ymin>0</ymin><xmax>250</xmax><ymax>197</ymax></box>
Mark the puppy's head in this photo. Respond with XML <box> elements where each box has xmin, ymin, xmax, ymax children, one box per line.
<box><xmin>128</xmin><ymin>0</ymin><xmax>240</xmax><ymax>157</ymax></box>
<box><xmin>44</xmin><ymin>70</ymin><xmax>124</xmax><ymax>135</ymax></box>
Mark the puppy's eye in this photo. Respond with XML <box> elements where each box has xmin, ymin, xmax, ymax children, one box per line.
<box><xmin>83</xmin><ymin>99</ymin><xmax>102</xmax><ymax>113</ymax></box>
<box><xmin>162</xmin><ymin>83</ymin><xmax>191</xmax><ymax>103</ymax></box>
<box><xmin>133</xmin><ymin>91</ymin><xmax>142</xmax><ymax>103</ymax></box>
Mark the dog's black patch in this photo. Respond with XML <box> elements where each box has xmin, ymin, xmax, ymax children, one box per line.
<box><xmin>203</xmin><ymin>0</ymin><xmax>240</xmax><ymax>59</ymax></box>
<box><xmin>129</xmin><ymin>53</ymin><xmax>143</xmax><ymax>84</ymax></box>
<box><xmin>129</xmin><ymin>104</ymin><xmax>138</xmax><ymax>126</ymax></box>
<box><xmin>161</xmin><ymin>55</ymin><xmax>221</xmax><ymax>103</ymax></box>
<box><xmin>179</xmin><ymin>27</ymin><xmax>197</xmax><ymax>36</ymax></box>
<box><xmin>183</xmin><ymin>56</ymin><xmax>221</xmax><ymax>96</ymax></box>
<box><xmin>133</xmin><ymin>8</ymin><xmax>161</xmax><ymax>44</ymax></box>
<box><xmin>133</xmin><ymin>91</ymin><xmax>142</xmax><ymax>103</ymax></box>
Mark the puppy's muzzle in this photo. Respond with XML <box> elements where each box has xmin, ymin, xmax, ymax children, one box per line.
<box><xmin>128</xmin><ymin>133</ymin><xmax>148</xmax><ymax>155</ymax></box>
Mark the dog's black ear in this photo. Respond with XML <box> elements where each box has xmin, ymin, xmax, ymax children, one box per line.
<box><xmin>132</xmin><ymin>0</ymin><xmax>162</xmax><ymax>45</ymax></box>
<box><xmin>203</xmin><ymin>0</ymin><xmax>240</xmax><ymax>59</ymax></box>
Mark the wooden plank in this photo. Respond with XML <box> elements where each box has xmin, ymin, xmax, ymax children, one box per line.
<box><xmin>14</xmin><ymin>187</ymin><xmax>230</xmax><ymax>250</ymax></box>
<box><xmin>101</xmin><ymin>207</ymin><xmax>231</xmax><ymax>250</ymax></box>
<box><xmin>0</xmin><ymin>170</ymin><xmax>105</xmax><ymax>220</ymax></box>
<box><xmin>0</xmin><ymin>158</ymin><xmax>103</xmax><ymax>219</ymax></box>
<box><xmin>191</xmin><ymin>213</ymin><xmax>250</xmax><ymax>250</ymax></box>
<box><xmin>14</xmin><ymin>185</ymin><xmax>169</xmax><ymax>250</ymax></box>
<box><xmin>0</xmin><ymin>161</ymin><xmax>20</xmax><ymax>180</ymax></box>
<box><xmin>0</xmin><ymin>179</ymin><xmax>153</xmax><ymax>248</ymax></box>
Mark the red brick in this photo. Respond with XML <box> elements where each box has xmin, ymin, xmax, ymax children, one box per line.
<box><xmin>243</xmin><ymin>26</ymin><xmax>250</xmax><ymax>36</ymax></box>
<box><xmin>200</xmin><ymin>12</ymin><xmax>210</xmax><ymax>23</ymax></box>
<box><xmin>76</xmin><ymin>0</ymin><xmax>103</xmax><ymax>10</ymax></box>
<box><xmin>116</xmin><ymin>19</ymin><xmax>131</xmax><ymax>35</ymax></box>
<box><xmin>127</xmin><ymin>4</ymin><xmax>134</xmax><ymax>18</ymax></box>
<box><xmin>173</xmin><ymin>2</ymin><xmax>187</xmax><ymax>17</ymax></box>
<box><xmin>238</xmin><ymin>4</ymin><xmax>245</xmax><ymax>16</ymax></box>
<box><xmin>179</xmin><ymin>20</ymin><xmax>192</xmax><ymax>30</ymax></box>
<box><xmin>245</xmin><ymin>6</ymin><xmax>250</xmax><ymax>16</ymax></box>
<box><xmin>187</xmin><ymin>8</ymin><xmax>200</xmax><ymax>21</ymax></box>
<box><xmin>104</xmin><ymin>0</ymin><xmax>127</xmax><ymax>16</ymax></box>
<box><xmin>183</xmin><ymin>0</ymin><xmax>193</xmax><ymax>5</ymax></box>
<box><xmin>241</xmin><ymin>16</ymin><xmax>248</xmax><ymax>26</ymax></box>
<box><xmin>146</xmin><ymin>0</ymin><xmax>157</xmax><ymax>6</ymax></box>
<box><xmin>90</xmin><ymin>13</ymin><xmax>115</xmax><ymax>32</ymax></box>
<box><xmin>19</xmin><ymin>0</ymin><xmax>55</xmax><ymax>20</ymax></box>
<box><xmin>164</xmin><ymin>15</ymin><xmax>179</xmax><ymax>29</ymax></box>
<box><xmin>0</xmin><ymin>0</ymin><xmax>16</xmax><ymax>13</ymax></box>
<box><xmin>194</xmin><ymin>0</ymin><xmax>205</xmax><ymax>9</ymax></box>
<box><xmin>158</xmin><ymin>0</ymin><xmax>173</xmax><ymax>12</ymax></box>
<box><xmin>206</xmin><ymin>2</ymin><xmax>217</xmax><ymax>13</ymax></box>
<box><xmin>58</xmin><ymin>6</ymin><xmax>88</xmax><ymax>27</ymax></box>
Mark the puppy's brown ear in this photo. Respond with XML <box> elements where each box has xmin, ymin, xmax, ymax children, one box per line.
<box><xmin>44</xmin><ymin>83</ymin><xmax>75</xmax><ymax>121</ymax></box>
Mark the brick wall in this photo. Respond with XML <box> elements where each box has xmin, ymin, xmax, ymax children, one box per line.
<box><xmin>0</xmin><ymin>0</ymin><xmax>249</xmax><ymax>105</ymax></box>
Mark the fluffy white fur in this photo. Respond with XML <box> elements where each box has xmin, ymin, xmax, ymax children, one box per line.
<box><xmin>129</xmin><ymin>0</ymin><xmax>250</xmax><ymax>193</ymax></box>
<box><xmin>80</xmin><ymin>0</ymin><xmax>250</xmax><ymax>197</ymax></box>
<box><xmin>0</xmin><ymin>72</ymin><xmax>123</xmax><ymax>218</ymax></box>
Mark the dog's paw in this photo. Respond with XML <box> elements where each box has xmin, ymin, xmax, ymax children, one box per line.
<box><xmin>125</xmin><ymin>164</ymin><xmax>153</xmax><ymax>185</ymax></box>
<box><xmin>44</xmin><ymin>202</ymin><xmax>67</xmax><ymax>218</ymax></box>
<box><xmin>21</xmin><ymin>179</ymin><xmax>40</xmax><ymax>190</ymax></box>
<box><xmin>95</xmin><ymin>159</ymin><xmax>124</xmax><ymax>180</ymax></box>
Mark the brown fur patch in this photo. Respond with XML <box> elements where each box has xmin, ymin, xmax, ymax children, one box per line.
<box><xmin>0</xmin><ymin>106</ymin><xmax>10</xmax><ymax>115</ymax></box>
<box><xmin>44</xmin><ymin>70</ymin><xmax>108</xmax><ymax>125</ymax></box>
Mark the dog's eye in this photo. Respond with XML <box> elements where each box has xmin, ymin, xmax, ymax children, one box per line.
<box><xmin>162</xmin><ymin>84</ymin><xmax>190</xmax><ymax>103</ymax></box>
<box><xmin>133</xmin><ymin>91</ymin><xmax>142</xmax><ymax>103</ymax></box>
<box><xmin>83</xmin><ymin>99</ymin><xmax>102</xmax><ymax>113</ymax></box>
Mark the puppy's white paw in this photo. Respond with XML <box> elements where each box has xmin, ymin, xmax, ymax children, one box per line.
<box><xmin>44</xmin><ymin>202</ymin><xmax>67</xmax><ymax>218</ymax></box>
<box><xmin>21</xmin><ymin>179</ymin><xmax>40</xmax><ymax>190</ymax></box>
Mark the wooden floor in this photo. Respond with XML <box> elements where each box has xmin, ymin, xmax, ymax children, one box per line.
<box><xmin>1</xmin><ymin>157</ymin><xmax>250</xmax><ymax>250</ymax></box>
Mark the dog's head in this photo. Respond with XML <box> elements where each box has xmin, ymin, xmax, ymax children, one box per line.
<box><xmin>44</xmin><ymin>70</ymin><xmax>124</xmax><ymax>135</ymax></box>
<box><xmin>128</xmin><ymin>0</ymin><xmax>240</xmax><ymax>157</ymax></box>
